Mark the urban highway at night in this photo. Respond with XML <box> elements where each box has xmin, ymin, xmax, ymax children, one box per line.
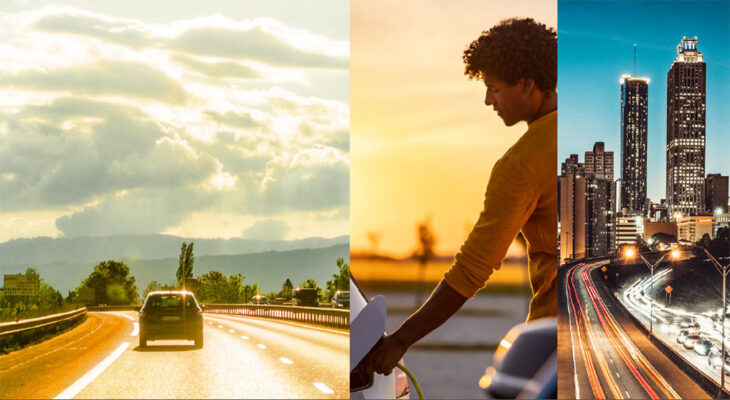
<box><xmin>558</xmin><ymin>259</ymin><xmax>709</xmax><ymax>399</ymax></box>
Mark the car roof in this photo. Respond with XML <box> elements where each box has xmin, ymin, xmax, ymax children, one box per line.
<box><xmin>146</xmin><ymin>290</ymin><xmax>196</xmax><ymax>297</ymax></box>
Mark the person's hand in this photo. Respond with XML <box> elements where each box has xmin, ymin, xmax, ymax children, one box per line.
<box><xmin>357</xmin><ymin>332</ymin><xmax>410</xmax><ymax>376</ymax></box>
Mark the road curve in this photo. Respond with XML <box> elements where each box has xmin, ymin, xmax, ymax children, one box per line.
<box><xmin>1</xmin><ymin>311</ymin><xmax>348</xmax><ymax>399</ymax></box>
<box><xmin>558</xmin><ymin>260</ymin><xmax>709</xmax><ymax>399</ymax></box>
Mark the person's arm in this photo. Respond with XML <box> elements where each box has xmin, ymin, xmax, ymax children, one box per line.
<box><xmin>356</xmin><ymin>279</ymin><xmax>467</xmax><ymax>376</ymax></box>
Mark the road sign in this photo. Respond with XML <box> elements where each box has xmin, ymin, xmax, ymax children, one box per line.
<box><xmin>665</xmin><ymin>285</ymin><xmax>673</xmax><ymax>293</ymax></box>
<box><xmin>3</xmin><ymin>274</ymin><xmax>39</xmax><ymax>296</ymax></box>
<box><xmin>601</xmin><ymin>266</ymin><xmax>607</xmax><ymax>272</ymax></box>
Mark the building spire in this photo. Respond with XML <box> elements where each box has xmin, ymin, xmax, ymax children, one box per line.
<box><xmin>633</xmin><ymin>43</ymin><xmax>636</xmax><ymax>76</ymax></box>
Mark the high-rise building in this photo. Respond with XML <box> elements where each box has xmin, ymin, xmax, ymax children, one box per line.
<box><xmin>559</xmin><ymin>172</ymin><xmax>586</xmax><ymax>262</ymax></box>
<box><xmin>585</xmin><ymin>142</ymin><xmax>614</xmax><ymax>180</ymax></box>
<box><xmin>667</xmin><ymin>36</ymin><xmax>706</xmax><ymax>218</ymax></box>
<box><xmin>706</xmin><ymin>173</ymin><xmax>729</xmax><ymax>215</ymax></box>
<box><xmin>620</xmin><ymin>74</ymin><xmax>649</xmax><ymax>214</ymax></box>
<box><xmin>558</xmin><ymin>146</ymin><xmax>616</xmax><ymax>262</ymax></box>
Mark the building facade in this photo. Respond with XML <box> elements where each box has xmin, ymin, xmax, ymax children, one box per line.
<box><xmin>667</xmin><ymin>37</ymin><xmax>707</xmax><ymax>218</ymax></box>
<box><xmin>706</xmin><ymin>173</ymin><xmax>729</xmax><ymax>214</ymax></box>
<box><xmin>676</xmin><ymin>215</ymin><xmax>714</xmax><ymax>243</ymax></box>
<box><xmin>620</xmin><ymin>75</ymin><xmax>649</xmax><ymax>215</ymax></box>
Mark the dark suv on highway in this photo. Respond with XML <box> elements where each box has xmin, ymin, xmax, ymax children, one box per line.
<box><xmin>138</xmin><ymin>291</ymin><xmax>204</xmax><ymax>348</ymax></box>
<box><xmin>292</xmin><ymin>287</ymin><xmax>319</xmax><ymax>307</ymax></box>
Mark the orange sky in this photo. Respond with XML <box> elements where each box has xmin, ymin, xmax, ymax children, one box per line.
<box><xmin>351</xmin><ymin>0</ymin><xmax>557</xmax><ymax>257</ymax></box>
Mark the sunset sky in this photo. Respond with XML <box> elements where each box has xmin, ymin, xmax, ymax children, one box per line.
<box><xmin>0</xmin><ymin>0</ymin><xmax>349</xmax><ymax>242</ymax></box>
<box><xmin>351</xmin><ymin>0</ymin><xmax>557</xmax><ymax>257</ymax></box>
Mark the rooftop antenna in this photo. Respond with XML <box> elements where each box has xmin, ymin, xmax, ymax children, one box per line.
<box><xmin>633</xmin><ymin>43</ymin><xmax>637</xmax><ymax>76</ymax></box>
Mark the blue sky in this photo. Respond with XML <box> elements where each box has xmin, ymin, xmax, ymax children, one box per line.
<box><xmin>558</xmin><ymin>0</ymin><xmax>730</xmax><ymax>203</ymax></box>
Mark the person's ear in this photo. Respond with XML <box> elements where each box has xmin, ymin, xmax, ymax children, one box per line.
<box><xmin>519</xmin><ymin>78</ymin><xmax>535</xmax><ymax>94</ymax></box>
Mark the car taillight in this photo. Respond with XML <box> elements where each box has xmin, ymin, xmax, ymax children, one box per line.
<box><xmin>395</xmin><ymin>358</ymin><xmax>410</xmax><ymax>398</ymax></box>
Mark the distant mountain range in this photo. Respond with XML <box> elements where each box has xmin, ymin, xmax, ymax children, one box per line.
<box><xmin>0</xmin><ymin>234</ymin><xmax>349</xmax><ymax>298</ymax></box>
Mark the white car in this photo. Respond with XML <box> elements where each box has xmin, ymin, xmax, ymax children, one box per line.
<box><xmin>350</xmin><ymin>277</ymin><xmax>410</xmax><ymax>399</ymax></box>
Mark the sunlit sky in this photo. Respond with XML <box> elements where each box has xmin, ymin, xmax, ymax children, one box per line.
<box><xmin>558</xmin><ymin>0</ymin><xmax>730</xmax><ymax>203</ymax></box>
<box><xmin>351</xmin><ymin>0</ymin><xmax>556</xmax><ymax>257</ymax></box>
<box><xmin>0</xmin><ymin>0</ymin><xmax>349</xmax><ymax>242</ymax></box>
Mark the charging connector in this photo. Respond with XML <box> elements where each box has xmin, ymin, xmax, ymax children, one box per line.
<box><xmin>396</xmin><ymin>362</ymin><xmax>424</xmax><ymax>399</ymax></box>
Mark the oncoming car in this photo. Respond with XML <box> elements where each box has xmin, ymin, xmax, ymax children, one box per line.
<box><xmin>292</xmin><ymin>287</ymin><xmax>320</xmax><ymax>307</ymax></box>
<box><xmin>332</xmin><ymin>290</ymin><xmax>350</xmax><ymax>308</ymax></box>
<box><xmin>251</xmin><ymin>295</ymin><xmax>269</xmax><ymax>305</ymax></box>
<box><xmin>138</xmin><ymin>290</ymin><xmax>204</xmax><ymax>348</ymax></box>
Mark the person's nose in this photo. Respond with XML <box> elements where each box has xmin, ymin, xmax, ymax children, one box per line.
<box><xmin>484</xmin><ymin>90</ymin><xmax>494</xmax><ymax>106</ymax></box>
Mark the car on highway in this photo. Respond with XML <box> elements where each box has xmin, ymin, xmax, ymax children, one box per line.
<box><xmin>138</xmin><ymin>290</ymin><xmax>204</xmax><ymax>348</ymax></box>
<box><xmin>350</xmin><ymin>277</ymin><xmax>410</xmax><ymax>399</ymax></box>
<box><xmin>292</xmin><ymin>287</ymin><xmax>320</xmax><ymax>307</ymax></box>
<box><xmin>251</xmin><ymin>295</ymin><xmax>269</xmax><ymax>305</ymax></box>
<box><xmin>332</xmin><ymin>290</ymin><xmax>350</xmax><ymax>308</ymax></box>
<box><xmin>693</xmin><ymin>338</ymin><xmax>713</xmax><ymax>356</ymax></box>
<box><xmin>676</xmin><ymin>328</ymin><xmax>699</xmax><ymax>344</ymax></box>
<box><xmin>682</xmin><ymin>332</ymin><xmax>701</xmax><ymax>349</ymax></box>
<box><xmin>709</xmin><ymin>348</ymin><xmax>730</xmax><ymax>375</ymax></box>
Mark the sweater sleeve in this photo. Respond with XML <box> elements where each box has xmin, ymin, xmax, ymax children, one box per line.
<box><xmin>444</xmin><ymin>154</ymin><xmax>539</xmax><ymax>298</ymax></box>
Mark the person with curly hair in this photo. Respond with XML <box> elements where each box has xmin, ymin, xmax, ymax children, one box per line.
<box><xmin>357</xmin><ymin>17</ymin><xmax>557</xmax><ymax>376</ymax></box>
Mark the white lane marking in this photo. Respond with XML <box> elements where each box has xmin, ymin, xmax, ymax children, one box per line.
<box><xmin>313</xmin><ymin>382</ymin><xmax>334</xmax><ymax>394</ymax></box>
<box><xmin>241</xmin><ymin>335</ymin><xmax>249</xmax><ymax>340</ymax></box>
<box><xmin>54</xmin><ymin>342</ymin><xmax>130</xmax><ymax>399</ymax></box>
<box><xmin>217</xmin><ymin>325</ymin><xmax>223</xmax><ymax>328</ymax></box>
<box><xmin>131</xmin><ymin>322</ymin><xmax>139</xmax><ymax>337</ymax></box>
<box><xmin>228</xmin><ymin>329</ymin><xmax>235</xmax><ymax>333</ymax></box>
<box><xmin>280</xmin><ymin>357</ymin><xmax>293</xmax><ymax>364</ymax></box>
<box><xmin>257</xmin><ymin>344</ymin><xmax>266</xmax><ymax>349</ymax></box>
<box><xmin>204</xmin><ymin>313</ymin><xmax>348</xmax><ymax>336</ymax></box>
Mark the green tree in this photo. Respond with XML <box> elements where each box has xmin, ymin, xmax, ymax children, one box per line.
<box><xmin>281</xmin><ymin>278</ymin><xmax>294</xmax><ymax>300</ymax></box>
<box><xmin>196</xmin><ymin>271</ymin><xmax>249</xmax><ymax>304</ymax></box>
<box><xmin>324</xmin><ymin>258</ymin><xmax>350</xmax><ymax>302</ymax></box>
<box><xmin>176</xmin><ymin>242</ymin><xmax>195</xmax><ymax>289</ymax></box>
<box><xmin>143</xmin><ymin>281</ymin><xmax>163</xmax><ymax>298</ymax></box>
<box><xmin>77</xmin><ymin>260</ymin><xmax>139</xmax><ymax>305</ymax></box>
<box><xmin>301</xmin><ymin>279</ymin><xmax>322</xmax><ymax>300</ymax></box>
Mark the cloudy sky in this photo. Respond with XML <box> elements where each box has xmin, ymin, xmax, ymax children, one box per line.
<box><xmin>351</xmin><ymin>0</ymin><xmax>556</xmax><ymax>256</ymax></box>
<box><xmin>0</xmin><ymin>0</ymin><xmax>349</xmax><ymax>242</ymax></box>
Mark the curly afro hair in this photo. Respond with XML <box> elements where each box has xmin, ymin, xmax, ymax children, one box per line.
<box><xmin>463</xmin><ymin>18</ymin><xmax>556</xmax><ymax>91</ymax></box>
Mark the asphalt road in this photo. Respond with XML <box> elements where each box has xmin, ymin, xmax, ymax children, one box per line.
<box><xmin>558</xmin><ymin>260</ymin><xmax>708</xmax><ymax>399</ymax></box>
<box><xmin>0</xmin><ymin>311</ymin><xmax>348</xmax><ymax>399</ymax></box>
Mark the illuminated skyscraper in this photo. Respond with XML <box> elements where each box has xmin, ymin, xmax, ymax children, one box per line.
<box><xmin>667</xmin><ymin>36</ymin><xmax>706</xmax><ymax>218</ymax></box>
<box><xmin>620</xmin><ymin>73</ymin><xmax>649</xmax><ymax>215</ymax></box>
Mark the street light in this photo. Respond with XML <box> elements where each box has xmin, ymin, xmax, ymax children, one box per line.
<box><xmin>623</xmin><ymin>247</ymin><xmax>680</xmax><ymax>335</ymax></box>
<box><xmin>699</xmin><ymin>246</ymin><xmax>730</xmax><ymax>394</ymax></box>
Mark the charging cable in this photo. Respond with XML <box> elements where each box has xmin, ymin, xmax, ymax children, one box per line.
<box><xmin>396</xmin><ymin>362</ymin><xmax>424</xmax><ymax>399</ymax></box>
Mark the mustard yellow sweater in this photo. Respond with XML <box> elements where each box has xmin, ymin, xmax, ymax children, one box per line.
<box><xmin>444</xmin><ymin>110</ymin><xmax>557</xmax><ymax>321</ymax></box>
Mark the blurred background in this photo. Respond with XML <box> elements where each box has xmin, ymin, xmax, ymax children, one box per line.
<box><xmin>350</xmin><ymin>0</ymin><xmax>556</xmax><ymax>397</ymax></box>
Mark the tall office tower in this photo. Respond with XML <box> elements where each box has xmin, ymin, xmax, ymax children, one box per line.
<box><xmin>620</xmin><ymin>74</ymin><xmax>649</xmax><ymax>215</ymax></box>
<box><xmin>667</xmin><ymin>36</ymin><xmax>706</xmax><ymax>218</ymax></box>
<box><xmin>706</xmin><ymin>173</ymin><xmax>729</xmax><ymax>214</ymax></box>
<box><xmin>585</xmin><ymin>142</ymin><xmax>614</xmax><ymax>180</ymax></box>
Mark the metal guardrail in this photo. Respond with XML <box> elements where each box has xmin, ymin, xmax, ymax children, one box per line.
<box><xmin>0</xmin><ymin>308</ymin><xmax>87</xmax><ymax>336</ymax></box>
<box><xmin>203</xmin><ymin>304</ymin><xmax>349</xmax><ymax>330</ymax></box>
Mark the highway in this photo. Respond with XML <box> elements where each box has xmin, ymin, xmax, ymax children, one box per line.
<box><xmin>558</xmin><ymin>260</ymin><xmax>709</xmax><ymax>399</ymax></box>
<box><xmin>0</xmin><ymin>311</ymin><xmax>348</xmax><ymax>399</ymax></box>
